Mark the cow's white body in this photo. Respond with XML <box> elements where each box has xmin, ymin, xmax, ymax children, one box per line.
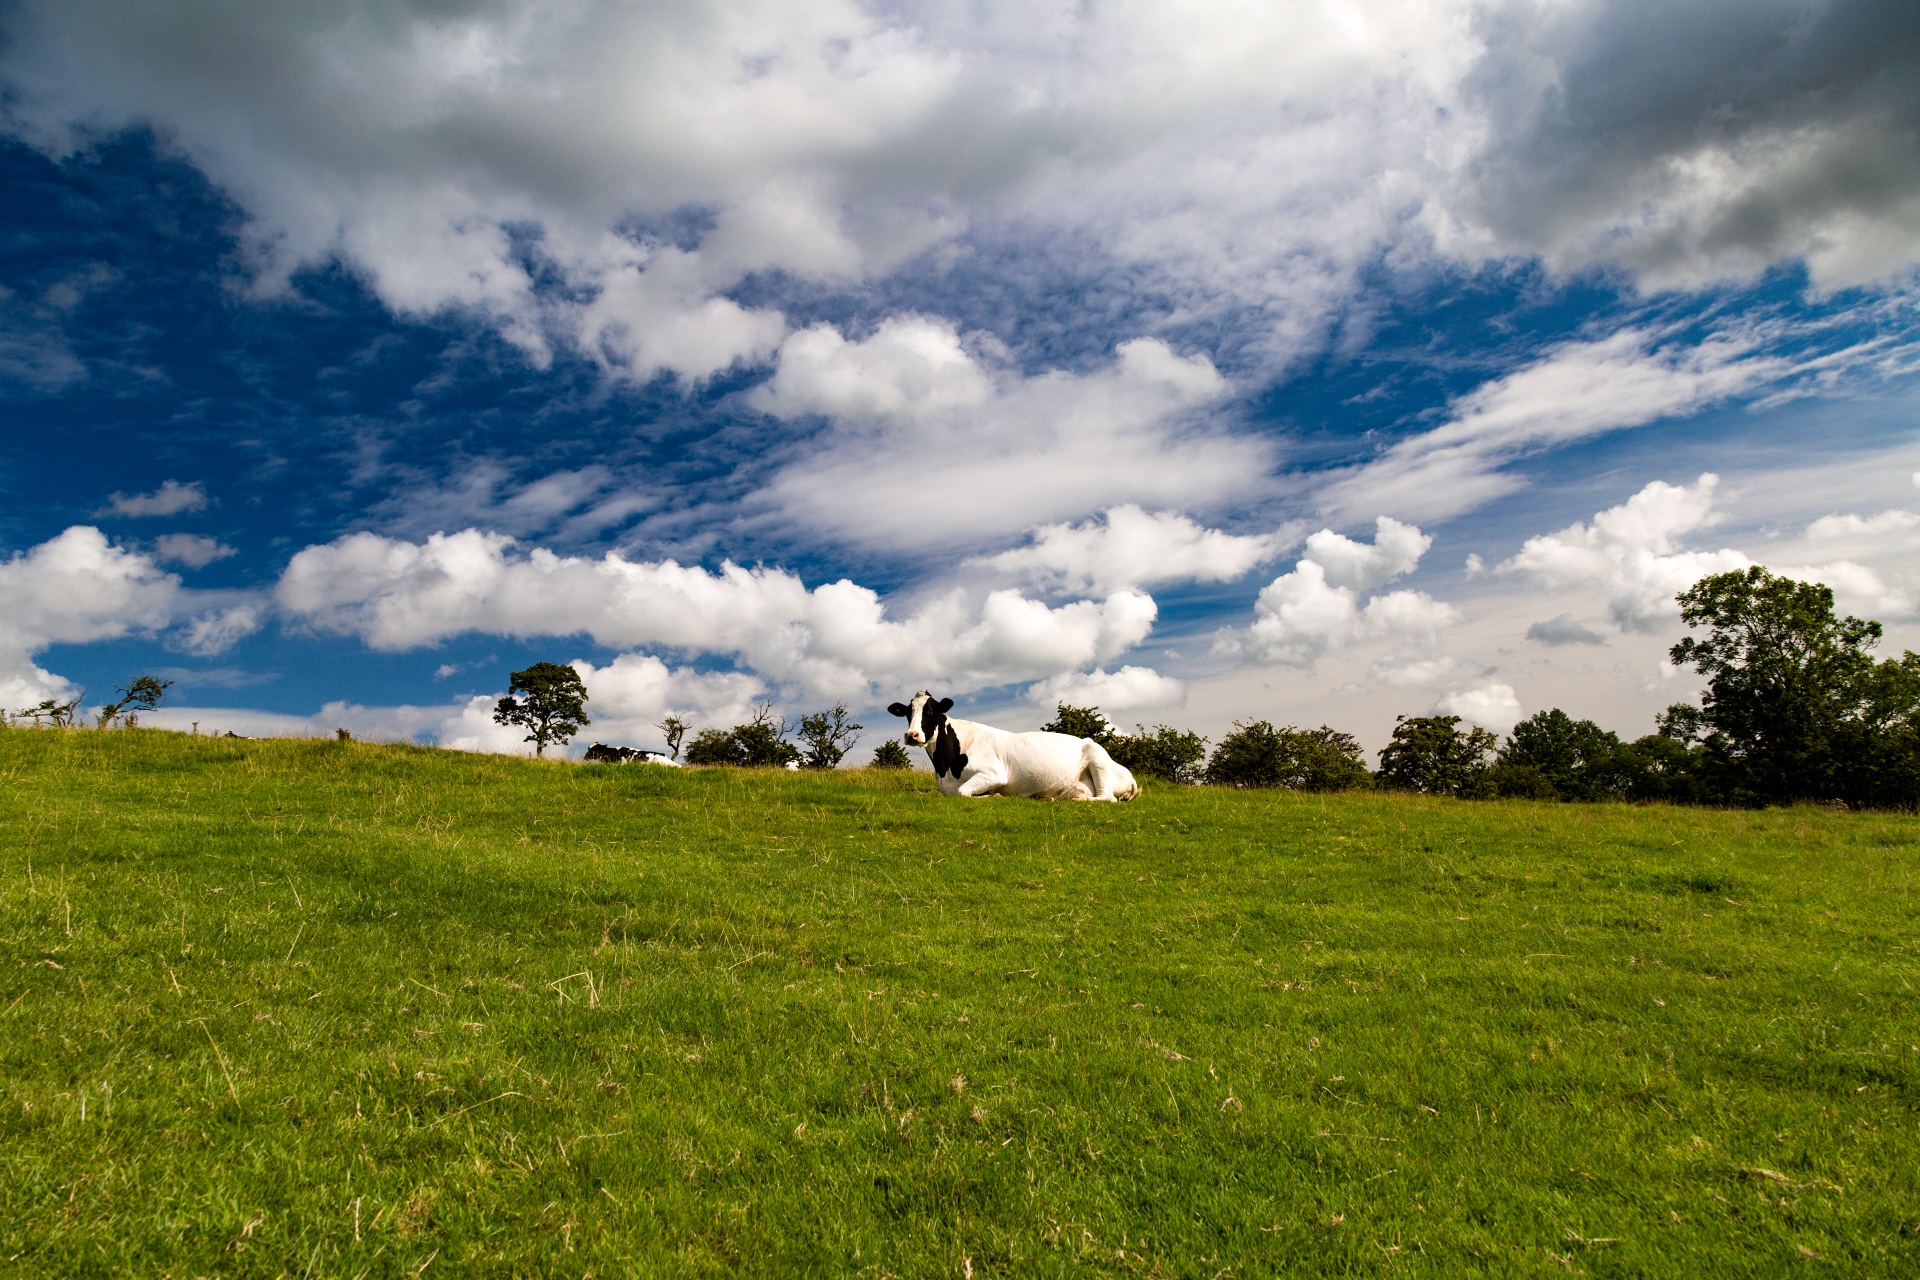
<box><xmin>889</xmin><ymin>692</ymin><xmax>1139</xmax><ymax>801</ymax></box>
<box><xmin>938</xmin><ymin>718</ymin><xmax>1140</xmax><ymax>801</ymax></box>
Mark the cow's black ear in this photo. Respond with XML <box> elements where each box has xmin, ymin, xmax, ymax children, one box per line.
<box><xmin>935</xmin><ymin>697</ymin><xmax>954</xmax><ymax>712</ymax></box>
<box><xmin>887</xmin><ymin>702</ymin><xmax>910</xmax><ymax>717</ymax></box>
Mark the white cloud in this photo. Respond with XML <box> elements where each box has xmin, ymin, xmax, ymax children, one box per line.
<box><xmin>749</xmin><ymin>315</ymin><xmax>994</xmax><ymax>423</ymax></box>
<box><xmin>275</xmin><ymin>527</ymin><xmax>1158</xmax><ymax>699</ymax></box>
<box><xmin>976</xmin><ymin>504</ymin><xmax>1292</xmax><ymax>595</ymax></box>
<box><xmin>0</xmin><ymin>526</ymin><xmax>186</xmax><ymax>707</ymax></box>
<box><xmin>152</xmin><ymin>533</ymin><xmax>236</xmax><ymax>569</ymax></box>
<box><xmin>1498</xmin><ymin>474</ymin><xmax>1751</xmax><ymax>632</ymax></box>
<box><xmin>7</xmin><ymin>0</ymin><xmax>1916</xmax><ymax>399</ymax></box>
<box><xmin>1024</xmin><ymin>665</ymin><xmax>1187</xmax><ymax>715</ymax></box>
<box><xmin>1433</xmin><ymin>682</ymin><xmax>1521</xmax><ymax>734</ymax></box>
<box><xmin>1318</xmin><ymin>330</ymin><xmax>1786</xmax><ymax>523</ymax></box>
<box><xmin>173</xmin><ymin>606</ymin><xmax>263</xmax><ymax>657</ymax></box>
<box><xmin>1235</xmin><ymin>517</ymin><xmax>1453</xmax><ymax>668</ymax></box>
<box><xmin>756</xmin><ymin>330</ymin><xmax>1263</xmax><ymax>549</ymax></box>
<box><xmin>106</xmin><ymin>480</ymin><xmax>207</xmax><ymax>518</ymax></box>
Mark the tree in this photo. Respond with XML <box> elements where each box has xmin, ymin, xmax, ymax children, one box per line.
<box><xmin>17</xmin><ymin>695</ymin><xmax>84</xmax><ymax>728</ymax></box>
<box><xmin>97</xmin><ymin>676</ymin><xmax>173</xmax><ymax>729</ymax></box>
<box><xmin>1204</xmin><ymin>721</ymin><xmax>1371</xmax><ymax>791</ymax></box>
<box><xmin>683</xmin><ymin>702</ymin><xmax>802</xmax><ymax>768</ymax></box>
<box><xmin>868</xmin><ymin>739</ymin><xmax>913</xmax><ymax>770</ymax></box>
<box><xmin>492</xmin><ymin>662</ymin><xmax>590</xmax><ymax>757</ymax></box>
<box><xmin>683</xmin><ymin>726</ymin><xmax>747</xmax><ymax>766</ymax></box>
<box><xmin>733</xmin><ymin>701</ymin><xmax>801</xmax><ymax>767</ymax></box>
<box><xmin>1495</xmin><ymin>709</ymin><xmax>1624</xmax><ymax>801</ymax></box>
<box><xmin>1041</xmin><ymin>703</ymin><xmax>1118</xmax><ymax>749</ymax></box>
<box><xmin>1611</xmin><ymin>733</ymin><xmax>1709</xmax><ymax>805</ymax></box>
<box><xmin>1664</xmin><ymin>567</ymin><xmax>1919</xmax><ymax>806</ymax></box>
<box><xmin>1108</xmin><ymin>724</ymin><xmax>1210</xmax><ymax>785</ymax></box>
<box><xmin>1376</xmin><ymin>715</ymin><xmax>1497</xmax><ymax>797</ymax></box>
<box><xmin>795</xmin><ymin>702</ymin><xmax>862</xmax><ymax>769</ymax></box>
<box><xmin>656</xmin><ymin>715</ymin><xmax>689</xmax><ymax>761</ymax></box>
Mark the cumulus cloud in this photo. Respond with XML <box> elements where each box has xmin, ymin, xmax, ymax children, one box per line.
<box><xmin>1446</xmin><ymin>0</ymin><xmax>1920</xmax><ymax>290</ymax></box>
<box><xmin>1024</xmin><ymin>665</ymin><xmax>1187</xmax><ymax>715</ymax></box>
<box><xmin>152</xmin><ymin>533</ymin><xmax>235</xmax><ymax>569</ymax></box>
<box><xmin>976</xmin><ymin>504</ymin><xmax>1292</xmax><ymax>595</ymax></box>
<box><xmin>1433</xmin><ymin>682</ymin><xmax>1522</xmax><ymax>734</ymax></box>
<box><xmin>1318</xmin><ymin>330</ymin><xmax>1786</xmax><ymax>523</ymax></box>
<box><xmin>1525</xmin><ymin>613</ymin><xmax>1608</xmax><ymax>647</ymax></box>
<box><xmin>1235</xmin><ymin>517</ymin><xmax>1455</xmax><ymax>668</ymax></box>
<box><xmin>106</xmin><ymin>480</ymin><xmax>207</xmax><ymax>518</ymax></box>
<box><xmin>1498</xmin><ymin>474</ymin><xmax>1751</xmax><ymax>631</ymax></box>
<box><xmin>0</xmin><ymin>526</ymin><xmax>186</xmax><ymax>706</ymax></box>
<box><xmin>275</xmin><ymin>527</ymin><xmax>1158</xmax><ymax>699</ymax></box>
<box><xmin>756</xmin><ymin>328</ymin><xmax>1264</xmax><ymax>548</ymax></box>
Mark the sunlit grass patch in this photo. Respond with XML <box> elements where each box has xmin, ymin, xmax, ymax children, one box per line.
<box><xmin>2</xmin><ymin>728</ymin><xmax>1916</xmax><ymax>1276</ymax></box>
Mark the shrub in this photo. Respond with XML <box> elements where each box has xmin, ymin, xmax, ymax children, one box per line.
<box><xmin>868</xmin><ymin>739</ymin><xmax>913</xmax><ymax>770</ymax></box>
<box><xmin>1204</xmin><ymin>721</ymin><xmax>1371</xmax><ymax>791</ymax></box>
<box><xmin>683</xmin><ymin>727</ymin><xmax>747</xmax><ymax>766</ymax></box>
<box><xmin>1377</xmin><ymin>715</ymin><xmax>1496</xmax><ymax>797</ymax></box>
<box><xmin>683</xmin><ymin>702</ymin><xmax>802</xmax><ymax>768</ymax></box>
<box><xmin>1041</xmin><ymin>703</ymin><xmax>1117</xmax><ymax>749</ymax></box>
<box><xmin>1108</xmin><ymin>724</ymin><xmax>1209</xmax><ymax>785</ymax></box>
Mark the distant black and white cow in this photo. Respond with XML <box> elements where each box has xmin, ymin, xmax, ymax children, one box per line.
<box><xmin>584</xmin><ymin>743</ymin><xmax>681</xmax><ymax>766</ymax></box>
<box><xmin>887</xmin><ymin>691</ymin><xmax>1139</xmax><ymax>801</ymax></box>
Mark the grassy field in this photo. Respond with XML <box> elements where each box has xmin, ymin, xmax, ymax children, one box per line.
<box><xmin>1</xmin><ymin>728</ymin><xmax>1916</xmax><ymax>1277</ymax></box>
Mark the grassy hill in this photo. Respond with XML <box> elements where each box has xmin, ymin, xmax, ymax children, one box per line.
<box><xmin>2</xmin><ymin>728</ymin><xmax>1916</xmax><ymax>1277</ymax></box>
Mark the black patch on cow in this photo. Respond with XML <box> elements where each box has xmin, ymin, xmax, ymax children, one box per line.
<box><xmin>931</xmin><ymin>723</ymin><xmax>968</xmax><ymax>779</ymax></box>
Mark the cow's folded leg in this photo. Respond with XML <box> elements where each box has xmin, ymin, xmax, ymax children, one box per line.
<box><xmin>956</xmin><ymin>770</ymin><xmax>1006</xmax><ymax>797</ymax></box>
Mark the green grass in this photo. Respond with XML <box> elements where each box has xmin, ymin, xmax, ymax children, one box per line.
<box><xmin>2</xmin><ymin>728</ymin><xmax>1917</xmax><ymax>1277</ymax></box>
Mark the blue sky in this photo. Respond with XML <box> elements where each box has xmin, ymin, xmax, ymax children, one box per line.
<box><xmin>3</xmin><ymin>0</ymin><xmax>1918</xmax><ymax>758</ymax></box>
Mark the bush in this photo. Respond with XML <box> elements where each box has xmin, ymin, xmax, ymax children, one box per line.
<box><xmin>1041</xmin><ymin>703</ymin><xmax>1117</xmax><ymax>749</ymax></box>
<box><xmin>1377</xmin><ymin>715</ymin><xmax>1496</xmax><ymax>797</ymax></box>
<box><xmin>868</xmin><ymin>739</ymin><xmax>913</xmax><ymax>770</ymax></box>
<box><xmin>1107</xmin><ymin>724</ymin><xmax>1209</xmax><ymax>784</ymax></box>
<box><xmin>1204</xmin><ymin>721</ymin><xmax>1371</xmax><ymax>791</ymax></box>
<box><xmin>683</xmin><ymin>727</ymin><xmax>747</xmax><ymax>766</ymax></box>
<box><xmin>683</xmin><ymin>702</ymin><xmax>802</xmax><ymax>768</ymax></box>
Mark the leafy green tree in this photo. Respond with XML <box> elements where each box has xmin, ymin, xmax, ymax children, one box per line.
<box><xmin>684</xmin><ymin>702</ymin><xmax>802</xmax><ymax>768</ymax></box>
<box><xmin>1611</xmin><ymin>733</ymin><xmax>1709</xmax><ymax>804</ymax></box>
<box><xmin>1663</xmin><ymin>567</ymin><xmax>1919</xmax><ymax>806</ymax></box>
<box><xmin>1496</xmin><ymin>709</ymin><xmax>1624</xmax><ymax>801</ymax></box>
<box><xmin>656</xmin><ymin>715</ymin><xmax>689</xmax><ymax>761</ymax></box>
<box><xmin>1376</xmin><ymin>715</ymin><xmax>1496</xmax><ymax>797</ymax></box>
<box><xmin>796</xmin><ymin>703</ymin><xmax>862</xmax><ymax>769</ymax></box>
<box><xmin>97</xmin><ymin>676</ymin><xmax>173</xmax><ymax>729</ymax></box>
<box><xmin>492</xmin><ymin>662</ymin><xmax>590</xmax><ymax>757</ymax></box>
<box><xmin>868</xmin><ymin>739</ymin><xmax>913</xmax><ymax>770</ymax></box>
<box><xmin>683</xmin><ymin>726</ymin><xmax>746</xmax><ymax>766</ymax></box>
<box><xmin>1041</xmin><ymin>703</ymin><xmax>1117</xmax><ymax>748</ymax></box>
<box><xmin>1108</xmin><ymin>724</ymin><xmax>1210</xmax><ymax>784</ymax></box>
<box><xmin>1204</xmin><ymin>721</ymin><xmax>1371</xmax><ymax>791</ymax></box>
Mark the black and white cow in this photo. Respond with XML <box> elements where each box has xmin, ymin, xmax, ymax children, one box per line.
<box><xmin>584</xmin><ymin>743</ymin><xmax>681</xmax><ymax>766</ymax></box>
<box><xmin>887</xmin><ymin>691</ymin><xmax>1139</xmax><ymax>801</ymax></box>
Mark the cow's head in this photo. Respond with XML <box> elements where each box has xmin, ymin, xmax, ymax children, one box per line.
<box><xmin>887</xmin><ymin>691</ymin><xmax>953</xmax><ymax>747</ymax></box>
